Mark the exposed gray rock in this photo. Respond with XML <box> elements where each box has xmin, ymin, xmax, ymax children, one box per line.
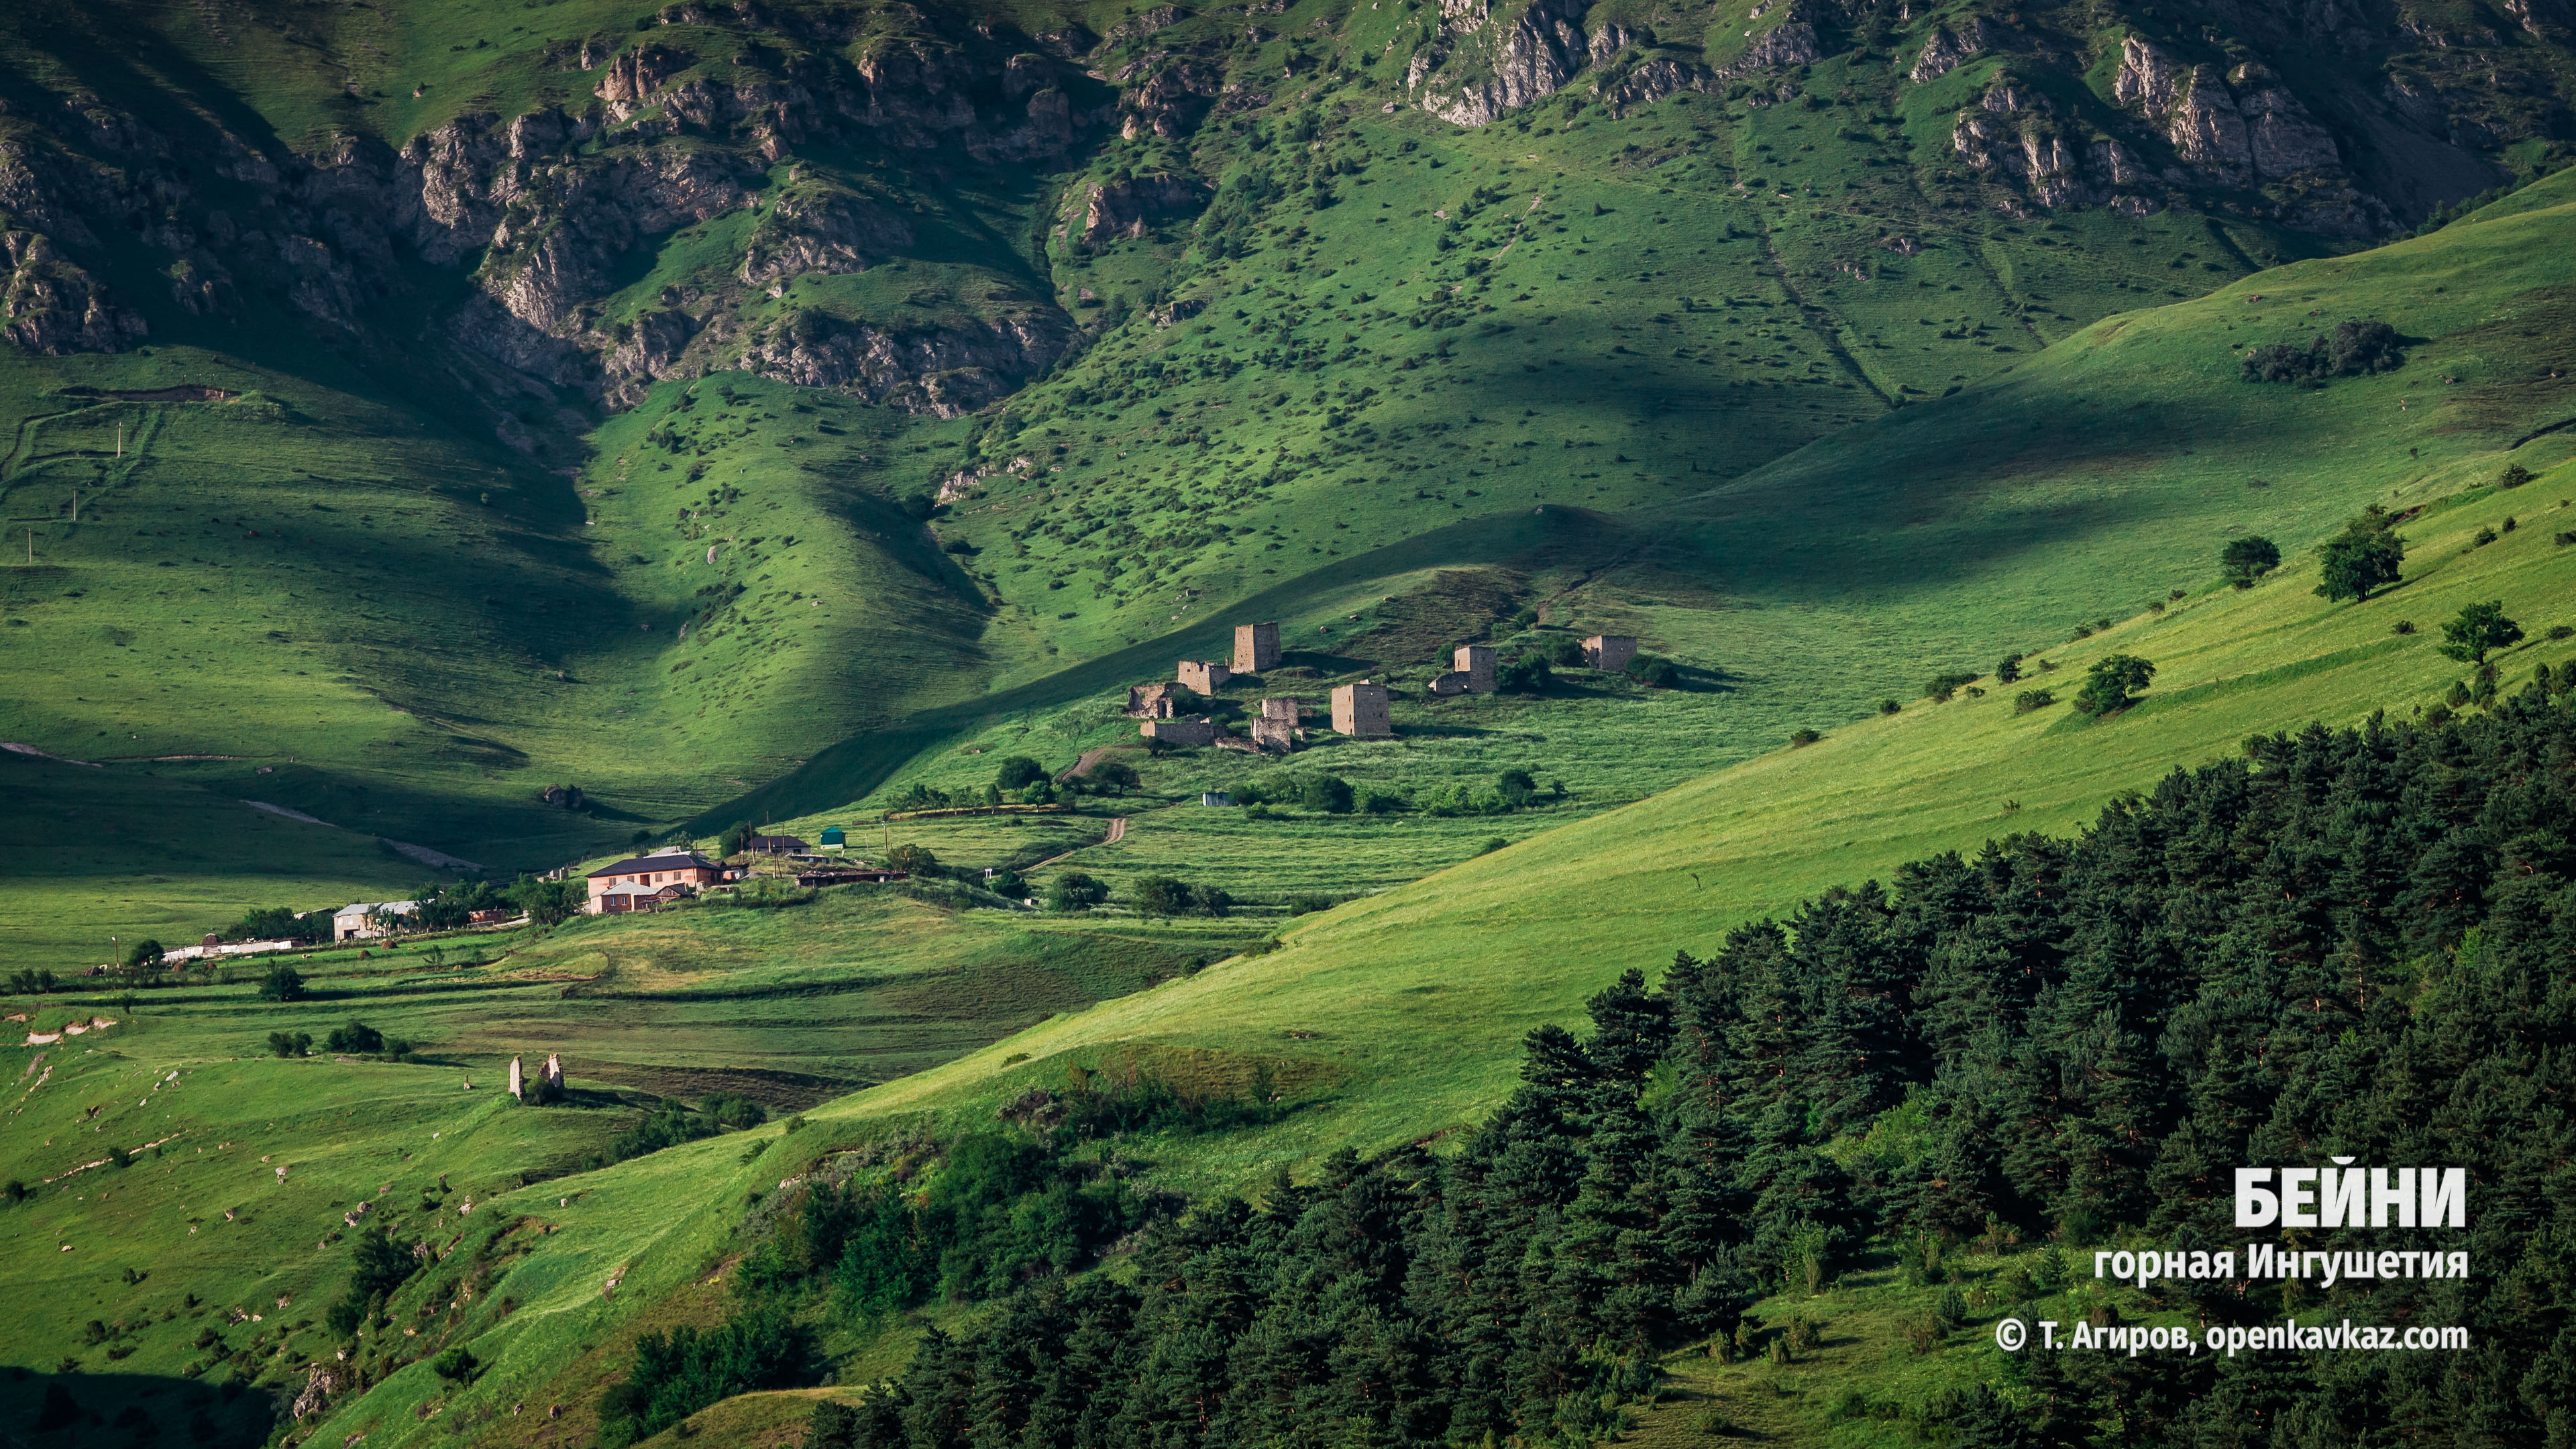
<box><xmin>0</xmin><ymin>231</ymin><xmax>144</xmax><ymax>354</ymax></box>
<box><xmin>738</xmin><ymin>190</ymin><xmax>914</xmax><ymax>285</ymax></box>
<box><xmin>1910</xmin><ymin>19</ymin><xmax>1997</xmax><ymax>84</ymax></box>
<box><xmin>1415</xmin><ymin>0</ymin><xmax>1591</xmax><ymax>127</ymax></box>
<box><xmin>1079</xmin><ymin>174</ymin><xmax>1210</xmax><ymax>246</ymax></box>
<box><xmin>738</xmin><ymin>309</ymin><xmax>1074</xmax><ymax>417</ymax></box>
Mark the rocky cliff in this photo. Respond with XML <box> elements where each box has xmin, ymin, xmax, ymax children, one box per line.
<box><xmin>0</xmin><ymin>3</ymin><xmax>1106</xmax><ymax>435</ymax></box>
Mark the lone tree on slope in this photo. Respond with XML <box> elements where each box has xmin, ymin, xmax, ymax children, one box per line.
<box><xmin>2437</xmin><ymin>600</ymin><xmax>2524</xmax><ymax>665</ymax></box>
<box><xmin>2073</xmin><ymin>655</ymin><xmax>2157</xmax><ymax>717</ymax></box>
<box><xmin>2314</xmin><ymin>506</ymin><xmax>2406</xmax><ymax>603</ymax></box>
<box><xmin>2222</xmin><ymin>536</ymin><xmax>2281</xmax><ymax>588</ymax></box>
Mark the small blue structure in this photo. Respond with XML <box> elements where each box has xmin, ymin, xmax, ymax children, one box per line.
<box><xmin>818</xmin><ymin>825</ymin><xmax>847</xmax><ymax>851</ymax></box>
<box><xmin>1201</xmin><ymin>792</ymin><xmax>1232</xmax><ymax>807</ymax></box>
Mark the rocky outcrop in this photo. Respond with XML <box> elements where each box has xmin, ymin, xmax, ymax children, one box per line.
<box><xmin>737</xmin><ymin>309</ymin><xmax>1074</xmax><ymax>417</ymax></box>
<box><xmin>1911</xmin><ymin>20</ymin><xmax>1998</xmax><ymax>84</ymax></box>
<box><xmin>1414</xmin><ymin>0</ymin><xmax>1593</xmax><ymax>127</ymax></box>
<box><xmin>1</xmin><ymin>231</ymin><xmax>145</xmax><ymax>354</ymax></box>
<box><xmin>1079</xmin><ymin>174</ymin><xmax>1210</xmax><ymax>247</ymax></box>
<box><xmin>2112</xmin><ymin>37</ymin><xmax>2342</xmax><ymax>185</ymax></box>
<box><xmin>738</xmin><ymin>190</ymin><xmax>913</xmax><ymax>286</ymax></box>
<box><xmin>1116</xmin><ymin>59</ymin><xmax>1226</xmax><ymax>139</ymax></box>
<box><xmin>603</xmin><ymin>309</ymin><xmax>702</xmax><ymax>402</ymax></box>
<box><xmin>291</xmin><ymin>1362</ymin><xmax>345</xmax><ymax>1420</ymax></box>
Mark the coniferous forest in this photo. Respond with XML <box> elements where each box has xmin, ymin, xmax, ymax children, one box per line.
<box><xmin>781</xmin><ymin>686</ymin><xmax>2576</xmax><ymax>1448</ymax></box>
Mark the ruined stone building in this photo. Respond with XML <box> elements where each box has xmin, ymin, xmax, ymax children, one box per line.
<box><xmin>1251</xmin><ymin>696</ymin><xmax>1302</xmax><ymax>752</ymax></box>
<box><xmin>1140</xmin><ymin>717</ymin><xmax>1221</xmax><ymax>746</ymax></box>
<box><xmin>1331</xmin><ymin>681</ymin><xmax>1393</xmax><ymax>738</ymax></box>
<box><xmin>1233</xmin><ymin>622</ymin><xmax>1281</xmax><ymax>673</ymax></box>
<box><xmin>1127</xmin><ymin>682</ymin><xmax>1181</xmax><ymax>718</ymax></box>
<box><xmin>1431</xmin><ymin>644</ymin><xmax>1497</xmax><ymax>696</ymax></box>
<box><xmin>1585</xmin><ymin>635</ymin><xmax>1638</xmax><ymax>672</ymax></box>
<box><xmin>507</xmin><ymin>1056</ymin><xmax>523</xmax><ymax>1099</ymax></box>
<box><xmin>1177</xmin><ymin>659</ymin><xmax>1233</xmax><ymax>693</ymax></box>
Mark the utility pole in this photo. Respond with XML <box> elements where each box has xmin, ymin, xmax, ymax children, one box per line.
<box><xmin>116</xmin><ymin>425</ymin><xmax>123</xmax><ymax>458</ymax></box>
<box><xmin>71</xmin><ymin>489</ymin><xmax>78</xmax><ymax>523</ymax></box>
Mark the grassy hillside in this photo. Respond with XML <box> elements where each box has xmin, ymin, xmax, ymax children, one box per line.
<box><xmin>3</xmin><ymin>0</ymin><xmax>2414</xmax><ymax>964</ymax></box>
<box><xmin>786</xmin><ymin>174</ymin><xmax>2576</xmax><ymax>1189</ymax></box>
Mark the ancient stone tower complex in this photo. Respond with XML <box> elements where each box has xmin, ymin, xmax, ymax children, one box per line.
<box><xmin>1332</xmin><ymin>681</ymin><xmax>1393</xmax><ymax>737</ymax></box>
<box><xmin>1252</xmin><ymin>697</ymin><xmax>1302</xmax><ymax>751</ymax></box>
<box><xmin>1585</xmin><ymin>635</ymin><xmax>1638</xmax><ymax>672</ymax></box>
<box><xmin>1233</xmin><ymin>622</ymin><xmax>1281</xmax><ymax>673</ymax></box>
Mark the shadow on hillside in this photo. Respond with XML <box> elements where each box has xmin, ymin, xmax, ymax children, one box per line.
<box><xmin>1275</xmin><ymin>650</ymin><xmax>1379</xmax><ymax>675</ymax></box>
<box><xmin>0</xmin><ymin>1369</ymin><xmax>275</xmax><ymax>1448</ymax></box>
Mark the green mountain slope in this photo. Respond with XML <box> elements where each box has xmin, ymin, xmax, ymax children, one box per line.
<box><xmin>792</xmin><ymin>171</ymin><xmax>2576</xmax><ymax>1184</ymax></box>
<box><xmin>13</xmin><ymin>0</ymin><xmax>2574</xmax><ymax>962</ymax></box>
<box><xmin>8</xmin><ymin>163</ymin><xmax>2574</xmax><ymax>1449</ymax></box>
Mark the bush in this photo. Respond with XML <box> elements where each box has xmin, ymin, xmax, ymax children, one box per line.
<box><xmin>1994</xmin><ymin>654</ymin><xmax>2022</xmax><ymax>684</ymax></box>
<box><xmin>2013</xmin><ymin>689</ymin><xmax>2054</xmax><ymax>714</ymax></box>
<box><xmin>2072</xmin><ymin>655</ymin><xmax>2156</xmax><ymax>716</ymax></box>
<box><xmin>7</xmin><ymin>967</ymin><xmax>58</xmax><ymax>996</ymax></box>
<box><xmin>267</xmin><ymin>1030</ymin><xmax>313</xmax><ymax>1059</ymax></box>
<box><xmin>325</xmin><ymin>1020</ymin><xmax>382</xmax><ymax>1055</ymax></box>
<box><xmin>2498</xmin><ymin>464</ymin><xmax>2533</xmax><ymax>490</ymax></box>
<box><xmin>1359</xmin><ymin>787</ymin><xmax>1405</xmax><ymax>815</ymax></box>
<box><xmin>1496</xmin><ymin>768</ymin><xmax>1536</xmax><ymax>808</ymax></box>
<box><xmin>2394</xmin><ymin>619</ymin><xmax>2418</xmax><ymax>635</ymax></box>
<box><xmin>1047</xmin><ymin>871</ymin><xmax>1108</xmax><ymax>912</ymax></box>
<box><xmin>1299</xmin><ymin>775</ymin><xmax>1355</xmax><ymax>814</ymax></box>
<box><xmin>1789</xmin><ymin>729</ymin><xmax>1821</xmax><ymax>747</ymax></box>
<box><xmin>227</xmin><ymin>906</ymin><xmax>326</xmax><ymax>945</ymax></box>
<box><xmin>1192</xmin><ymin>884</ymin><xmax>1234</xmax><ymax>918</ymax></box>
<box><xmin>1478</xmin><ymin>837</ymin><xmax>1509</xmax><ymax>855</ymax></box>
<box><xmin>888</xmin><ymin>843</ymin><xmax>938</xmax><ymax>874</ymax></box>
<box><xmin>994</xmin><ymin>756</ymin><xmax>1046</xmax><ymax>790</ymax></box>
<box><xmin>1497</xmin><ymin>653</ymin><xmax>1552</xmax><ymax>694</ymax></box>
<box><xmin>2240</xmin><ymin>319</ymin><xmax>2405</xmax><ymax>383</ymax></box>
<box><xmin>1878</xmin><ymin>698</ymin><xmax>1900</xmax><ymax>714</ymax></box>
<box><xmin>432</xmin><ymin>1346</ymin><xmax>479</xmax><ymax>1382</ymax></box>
<box><xmin>2222</xmin><ymin>535</ymin><xmax>2281</xmax><ymax>588</ymax></box>
<box><xmin>1287</xmin><ymin>894</ymin><xmax>1338</xmax><ymax>916</ymax></box>
<box><xmin>1134</xmin><ymin>876</ymin><xmax>1195</xmax><ymax>916</ymax></box>
<box><xmin>1924</xmin><ymin>671</ymin><xmax>1979</xmax><ymax>702</ymax></box>
<box><xmin>506</xmin><ymin>875</ymin><xmax>585</xmax><ymax>926</ymax></box>
<box><xmin>1625</xmin><ymin>653</ymin><xmax>1680</xmax><ymax>688</ymax></box>
<box><xmin>702</xmin><ymin>1093</ymin><xmax>768</xmax><ymax>1130</ymax></box>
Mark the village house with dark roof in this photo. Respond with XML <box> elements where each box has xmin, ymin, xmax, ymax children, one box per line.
<box><xmin>584</xmin><ymin>852</ymin><xmax>722</xmax><ymax>914</ymax></box>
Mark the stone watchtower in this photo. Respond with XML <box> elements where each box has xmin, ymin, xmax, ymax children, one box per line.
<box><xmin>507</xmin><ymin>1056</ymin><xmax>523</xmax><ymax>1100</ymax></box>
<box><xmin>1177</xmin><ymin>659</ymin><xmax>1233</xmax><ymax>693</ymax></box>
<box><xmin>1452</xmin><ymin>645</ymin><xmax>1497</xmax><ymax>693</ymax></box>
<box><xmin>1583</xmin><ymin>635</ymin><xmax>1638</xmax><ymax>672</ymax></box>
<box><xmin>1331</xmin><ymin>681</ymin><xmax>1393</xmax><ymax>737</ymax></box>
<box><xmin>1234</xmin><ymin>622</ymin><xmax>1281</xmax><ymax>673</ymax></box>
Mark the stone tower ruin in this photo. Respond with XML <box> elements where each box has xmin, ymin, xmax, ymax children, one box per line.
<box><xmin>1233</xmin><ymin>622</ymin><xmax>1281</xmax><ymax>673</ymax></box>
<box><xmin>1584</xmin><ymin>635</ymin><xmax>1638</xmax><ymax>672</ymax></box>
<box><xmin>1331</xmin><ymin>681</ymin><xmax>1393</xmax><ymax>737</ymax></box>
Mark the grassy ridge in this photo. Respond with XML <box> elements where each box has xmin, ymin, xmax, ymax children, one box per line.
<box><xmin>780</xmin><ymin>178</ymin><xmax>2576</xmax><ymax>1191</ymax></box>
